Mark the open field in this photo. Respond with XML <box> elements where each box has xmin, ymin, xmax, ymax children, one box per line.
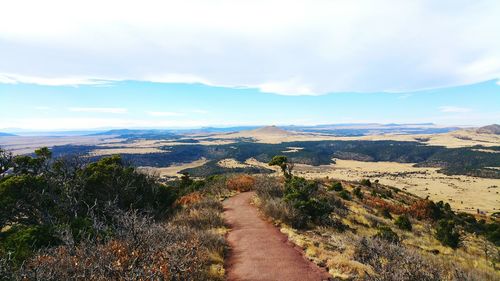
<box><xmin>293</xmin><ymin>160</ymin><xmax>500</xmax><ymax>215</ymax></box>
<box><xmin>137</xmin><ymin>158</ymin><xmax>208</xmax><ymax>178</ymax></box>
<box><xmin>210</xmin><ymin>157</ymin><xmax>500</xmax><ymax>215</ymax></box>
<box><xmin>0</xmin><ymin>135</ymin><xmax>122</xmax><ymax>155</ymax></box>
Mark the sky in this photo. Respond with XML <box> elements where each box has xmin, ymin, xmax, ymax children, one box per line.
<box><xmin>1</xmin><ymin>0</ymin><xmax>500</xmax><ymax>130</ymax></box>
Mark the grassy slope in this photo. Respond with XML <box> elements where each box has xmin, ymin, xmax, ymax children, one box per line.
<box><xmin>253</xmin><ymin>176</ymin><xmax>500</xmax><ymax>280</ymax></box>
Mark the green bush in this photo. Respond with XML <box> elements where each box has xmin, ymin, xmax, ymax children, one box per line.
<box><xmin>338</xmin><ymin>190</ymin><xmax>351</xmax><ymax>200</ymax></box>
<box><xmin>374</xmin><ymin>226</ymin><xmax>399</xmax><ymax>243</ymax></box>
<box><xmin>360</xmin><ymin>179</ymin><xmax>372</xmax><ymax>187</ymax></box>
<box><xmin>435</xmin><ymin>219</ymin><xmax>460</xmax><ymax>248</ymax></box>
<box><xmin>0</xmin><ymin>225</ymin><xmax>58</xmax><ymax>266</ymax></box>
<box><xmin>283</xmin><ymin>177</ymin><xmax>332</xmax><ymax>226</ymax></box>
<box><xmin>328</xmin><ymin>181</ymin><xmax>343</xmax><ymax>192</ymax></box>
<box><xmin>353</xmin><ymin>187</ymin><xmax>363</xmax><ymax>199</ymax></box>
<box><xmin>380</xmin><ymin>208</ymin><xmax>393</xmax><ymax>219</ymax></box>
<box><xmin>395</xmin><ymin>215</ymin><xmax>412</xmax><ymax>231</ymax></box>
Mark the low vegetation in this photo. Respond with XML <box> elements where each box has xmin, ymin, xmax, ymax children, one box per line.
<box><xmin>1</xmin><ymin>147</ymin><xmax>499</xmax><ymax>280</ymax></box>
<box><xmin>50</xmin><ymin>139</ymin><xmax>500</xmax><ymax>179</ymax></box>
<box><xmin>0</xmin><ymin>147</ymin><xmax>232</xmax><ymax>280</ymax></box>
<box><xmin>253</xmin><ymin>155</ymin><xmax>500</xmax><ymax>280</ymax></box>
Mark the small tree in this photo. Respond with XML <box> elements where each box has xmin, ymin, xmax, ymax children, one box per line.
<box><xmin>353</xmin><ymin>187</ymin><xmax>363</xmax><ymax>199</ymax></box>
<box><xmin>328</xmin><ymin>181</ymin><xmax>343</xmax><ymax>192</ymax></box>
<box><xmin>269</xmin><ymin>155</ymin><xmax>294</xmax><ymax>179</ymax></box>
<box><xmin>0</xmin><ymin>148</ymin><xmax>13</xmax><ymax>174</ymax></box>
<box><xmin>360</xmin><ymin>179</ymin><xmax>372</xmax><ymax>187</ymax></box>
<box><xmin>435</xmin><ymin>219</ymin><xmax>460</xmax><ymax>248</ymax></box>
<box><xmin>395</xmin><ymin>215</ymin><xmax>412</xmax><ymax>231</ymax></box>
<box><xmin>375</xmin><ymin>226</ymin><xmax>399</xmax><ymax>243</ymax></box>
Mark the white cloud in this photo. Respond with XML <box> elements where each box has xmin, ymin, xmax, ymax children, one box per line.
<box><xmin>147</xmin><ymin>111</ymin><xmax>184</xmax><ymax>117</ymax></box>
<box><xmin>68</xmin><ymin>107</ymin><xmax>128</xmax><ymax>114</ymax></box>
<box><xmin>256</xmin><ymin>79</ymin><xmax>315</xmax><ymax>96</ymax></box>
<box><xmin>0</xmin><ymin>73</ymin><xmax>112</xmax><ymax>86</ymax></box>
<box><xmin>438</xmin><ymin>106</ymin><xmax>472</xmax><ymax>113</ymax></box>
<box><xmin>1</xmin><ymin>1</ymin><xmax>500</xmax><ymax>94</ymax></box>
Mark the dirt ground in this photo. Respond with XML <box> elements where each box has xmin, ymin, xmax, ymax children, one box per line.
<box><xmin>224</xmin><ymin>191</ymin><xmax>331</xmax><ymax>281</ymax></box>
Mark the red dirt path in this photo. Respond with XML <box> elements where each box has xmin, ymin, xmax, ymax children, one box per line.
<box><xmin>223</xmin><ymin>192</ymin><xmax>331</xmax><ymax>281</ymax></box>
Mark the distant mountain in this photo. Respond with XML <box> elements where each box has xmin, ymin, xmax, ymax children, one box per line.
<box><xmin>91</xmin><ymin>129</ymin><xmax>179</xmax><ymax>139</ymax></box>
<box><xmin>476</xmin><ymin>124</ymin><xmax>500</xmax><ymax>135</ymax></box>
<box><xmin>0</xmin><ymin>132</ymin><xmax>16</xmax><ymax>136</ymax></box>
<box><xmin>247</xmin><ymin>125</ymin><xmax>291</xmax><ymax>136</ymax></box>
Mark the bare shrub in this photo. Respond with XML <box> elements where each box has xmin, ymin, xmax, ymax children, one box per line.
<box><xmin>260</xmin><ymin>197</ymin><xmax>307</xmax><ymax>228</ymax></box>
<box><xmin>355</xmin><ymin>237</ymin><xmax>441</xmax><ymax>281</ymax></box>
<box><xmin>226</xmin><ymin>174</ymin><xmax>255</xmax><ymax>192</ymax></box>
<box><xmin>171</xmin><ymin>199</ymin><xmax>225</xmax><ymax>230</ymax></box>
<box><xmin>254</xmin><ymin>175</ymin><xmax>284</xmax><ymax>199</ymax></box>
<box><xmin>176</xmin><ymin>191</ymin><xmax>203</xmax><ymax>206</ymax></box>
<box><xmin>18</xmin><ymin>204</ymin><xmax>225</xmax><ymax>281</ymax></box>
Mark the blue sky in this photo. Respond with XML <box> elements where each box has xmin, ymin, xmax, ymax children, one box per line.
<box><xmin>1</xmin><ymin>80</ymin><xmax>499</xmax><ymax>130</ymax></box>
<box><xmin>1</xmin><ymin>1</ymin><xmax>500</xmax><ymax>130</ymax></box>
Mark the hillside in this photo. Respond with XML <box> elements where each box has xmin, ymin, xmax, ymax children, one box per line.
<box><xmin>0</xmin><ymin>132</ymin><xmax>15</xmax><ymax>137</ymax></box>
<box><xmin>477</xmin><ymin>124</ymin><xmax>500</xmax><ymax>135</ymax></box>
<box><xmin>1</xmin><ymin>149</ymin><xmax>498</xmax><ymax>280</ymax></box>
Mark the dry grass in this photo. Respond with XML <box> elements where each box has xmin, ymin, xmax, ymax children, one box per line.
<box><xmin>255</xmin><ymin>176</ymin><xmax>500</xmax><ymax>280</ymax></box>
<box><xmin>292</xmin><ymin>159</ymin><xmax>500</xmax><ymax>215</ymax></box>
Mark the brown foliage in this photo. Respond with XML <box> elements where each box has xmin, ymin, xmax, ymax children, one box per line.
<box><xmin>176</xmin><ymin>191</ymin><xmax>203</xmax><ymax>206</ymax></box>
<box><xmin>363</xmin><ymin>196</ymin><xmax>407</xmax><ymax>215</ymax></box>
<box><xmin>226</xmin><ymin>174</ymin><xmax>255</xmax><ymax>192</ymax></box>
<box><xmin>408</xmin><ymin>199</ymin><xmax>436</xmax><ymax>220</ymax></box>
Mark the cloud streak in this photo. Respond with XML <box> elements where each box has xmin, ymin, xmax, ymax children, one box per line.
<box><xmin>438</xmin><ymin>106</ymin><xmax>472</xmax><ymax>113</ymax></box>
<box><xmin>68</xmin><ymin>107</ymin><xmax>128</xmax><ymax>114</ymax></box>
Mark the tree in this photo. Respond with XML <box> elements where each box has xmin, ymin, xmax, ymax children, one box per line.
<box><xmin>435</xmin><ymin>219</ymin><xmax>460</xmax><ymax>248</ymax></box>
<box><xmin>353</xmin><ymin>187</ymin><xmax>363</xmax><ymax>199</ymax></box>
<box><xmin>269</xmin><ymin>155</ymin><xmax>294</xmax><ymax>179</ymax></box>
<box><xmin>395</xmin><ymin>215</ymin><xmax>412</xmax><ymax>231</ymax></box>
<box><xmin>328</xmin><ymin>181</ymin><xmax>343</xmax><ymax>192</ymax></box>
<box><xmin>0</xmin><ymin>148</ymin><xmax>13</xmax><ymax>174</ymax></box>
<box><xmin>360</xmin><ymin>179</ymin><xmax>372</xmax><ymax>187</ymax></box>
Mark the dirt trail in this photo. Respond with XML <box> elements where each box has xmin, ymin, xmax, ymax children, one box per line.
<box><xmin>223</xmin><ymin>192</ymin><xmax>331</xmax><ymax>281</ymax></box>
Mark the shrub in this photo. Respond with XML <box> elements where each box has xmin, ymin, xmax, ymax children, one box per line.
<box><xmin>435</xmin><ymin>219</ymin><xmax>460</xmax><ymax>248</ymax></box>
<box><xmin>355</xmin><ymin>237</ymin><xmax>442</xmax><ymax>280</ymax></box>
<box><xmin>259</xmin><ymin>197</ymin><xmax>307</xmax><ymax>229</ymax></box>
<box><xmin>254</xmin><ymin>176</ymin><xmax>284</xmax><ymax>199</ymax></box>
<box><xmin>394</xmin><ymin>215</ymin><xmax>412</xmax><ymax>231</ymax></box>
<box><xmin>226</xmin><ymin>174</ymin><xmax>255</xmax><ymax>192</ymax></box>
<box><xmin>328</xmin><ymin>181</ymin><xmax>343</xmax><ymax>192</ymax></box>
<box><xmin>353</xmin><ymin>187</ymin><xmax>363</xmax><ymax>199</ymax></box>
<box><xmin>338</xmin><ymin>190</ymin><xmax>351</xmax><ymax>200</ymax></box>
<box><xmin>364</xmin><ymin>196</ymin><xmax>406</xmax><ymax>215</ymax></box>
<box><xmin>360</xmin><ymin>179</ymin><xmax>372</xmax><ymax>187</ymax></box>
<box><xmin>283</xmin><ymin>177</ymin><xmax>332</xmax><ymax>226</ymax></box>
<box><xmin>380</xmin><ymin>208</ymin><xmax>393</xmax><ymax>219</ymax></box>
<box><xmin>374</xmin><ymin>226</ymin><xmax>399</xmax><ymax>243</ymax></box>
<box><xmin>176</xmin><ymin>191</ymin><xmax>203</xmax><ymax>206</ymax></box>
<box><xmin>0</xmin><ymin>225</ymin><xmax>59</xmax><ymax>266</ymax></box>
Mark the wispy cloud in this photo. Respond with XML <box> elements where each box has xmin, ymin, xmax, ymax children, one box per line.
<box><xmin>438</xmin><ymin>106</ymin><xmax>472</xmax><ymax>113</ymax></box>
<box><xmin>147</xmin><ymin>111</ymin><xmax>184</xmax><ymax>117</ymax></box>
<box><xmin>0</xmin><ymin>73</ymin><xmax>113</xmax><ymax>86</ymax></box>
<box><xmin>69</xmin><ymin>107</ymin><xmax>128</xmax><ymax>114</ymax></box>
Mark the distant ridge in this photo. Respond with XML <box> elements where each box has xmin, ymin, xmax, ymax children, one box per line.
<box><xmin>0</xmin><ymin>132</ymin><xmax>16</xmax><ymax>136</ymax></box>
<box><xmin>476</xmin><ymin>124</ymin><xmax>500</xmax><ymax>135</ymax></box>
<box><xmin>246</xmin><ymin>125</ymin><xmax>291</xmax><ymax>135</ymax></box>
